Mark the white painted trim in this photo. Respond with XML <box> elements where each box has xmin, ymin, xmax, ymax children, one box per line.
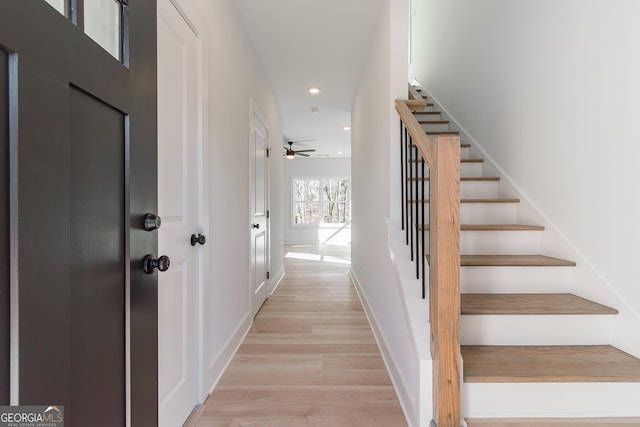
<box><xmin>385</xmin><ymin>217</ymin><xmax>434</xmax><ymax>427</ymax></box>
<box><xmin>350</xmin><ymin>268</ymin><xmax>420</xmax><ymax>427</ymax></box>
<box><xmin>269</xmin><ymin>266</ymin><xmax>285</xmax><ymax>296</ymax></box>
<box><xmin>248</xmin><ymin>98</ymin><xmax>271</xmax><ymax>319</ymax></box>
<box><xmin>166</xmin><ymin>0</ymin><xmax>210</xmax><ymax>406</ymax></box>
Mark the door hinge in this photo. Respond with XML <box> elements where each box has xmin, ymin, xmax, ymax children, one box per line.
<box><xmin>266</xmin><ymin>148</ymin><xmax>271</xmax><ymax>157</ymax></box>
<box><xmin>266</xmin><ymin>271</ymin><xmax>270</xmax><ymax>279</ymax></box>
<box><xmin>266</xmin><ymin>210</ymin><xmax>270</xmax><ymax>219</ymax></box>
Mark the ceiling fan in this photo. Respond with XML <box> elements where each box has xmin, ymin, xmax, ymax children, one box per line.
<box><xmin>283</xmin><ymin>140</ymin><xmax>316</xmax><ymax>159</ymax></box>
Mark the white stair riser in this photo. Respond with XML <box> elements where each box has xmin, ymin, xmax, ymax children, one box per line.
<box><xmin>413</xmin><ymin>112</ymin><xmax>441</xmax><ymax>121</ymax></box>
<box><xmin>416</xmin><ymin>203</ymin><xmax>517</xmax><ymax>224</ymax></box>
<box><xmin>461</xmin><ymin>146</ymin><xmax>470</xmax><ymax>159</ymax></box>
<box><xmin>461</xmin><ymin>315</ymin><xmax>611</xmax><ymax>345</ymax></box>
<box><xmin>407</xmin><ymin>161</ymin><xmax>481</xmax><ymax>176</ymax></box>
<box><xmin>426</xmin><ymin>230</ymin><xmax>542</xmax><ymax>254</ymax></box>
<box><xmin>459</xmin><ymin>230</ymin><xmax>542</xmax><ymax>254</ymax></box>
<box><xmin>419</xmin><ymin>181</ymin><xmax>497</xmax><ymax>199</ymax></box>
<box><xmin>413</xmin><ymin>105</ymin><xmax>436</xmax><ymax>112</ymax></box>
<box><xmin>461</xmin><ymin>266</ymin><xmax>573</xmax><ymax>293</ymax></box>
<box><xmin>463</xmin><ymin>383</ymin><xmax>640</xmax><ymax>418</ymax></box>
<box><xmin>421</xmin><ymin>122</ymin><xmax>450</xmax><ymax>133</ymax></box>
<box><xmin>461</xmin><ymin>162</ymin><xmax>483</xmax><ymax>177</ymax></box>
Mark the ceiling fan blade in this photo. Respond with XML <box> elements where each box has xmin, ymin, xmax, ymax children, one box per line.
<box><xmin>297</xmin><ymin>153</ymin><xmax>311</xmax><ymax>157</ymax></box>
<box><xmin>295</xmin><ymin>149</ymin><xmax>316</xmax><ymax>153</ymax></box>
<box><xmin>288</xmin><ymin>138</ymin><xmax>314</xmax><ymax>143</ymax></box>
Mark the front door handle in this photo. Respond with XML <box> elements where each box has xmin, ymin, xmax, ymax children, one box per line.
<box><xmin>190</xmin><ymin>233</ymin><xmax>206</xmax><ymax>246</ymax></box>
<box><xmin>143</xmin><ymin>213</ymin><xmax>161</xmax><ymax>231</ymax></box>
<box><xmin>251</xmin><ymin>223</ymin><xmax>260</xmax><ymax>229</ymax></box>
<box><xmin>143</xmin><ymin>254</ymin><xmax>170</xmax><ymax>274</ymax></box>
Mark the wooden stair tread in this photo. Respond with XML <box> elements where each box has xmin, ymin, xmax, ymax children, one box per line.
<box><xmin>409</xmin><ymin>158</ymin><xmax>484</xmax><ymax>163</ymax></box>
<box><xmin>408</xmin><ymin>176</ymin><xmax>500</xmax><ymax>182</ymax></box>
<box><xmin>460</xmin><ymin>255</ymin><xmax>576</xmax><ymax>267</ymax></box>
<box><xmin>424</xmin><ymin>130</ymin><xmax>459</xmax><ymax>135</ymax></box>
<box><xmin>461</xmin><ymin>293</ymin><xmax>618</xmax><ymax>315</ymax></box>
<box><xmin>410</xmin><ymin>198</ymin><xmax>521</xmax><ymax>204</ymax></box>
<box><xmin>465</xmin><ymin>418</ymin><xmax>640</xmax><ymax>426</ymax></box>
<box><xmin>418</xmin><ymin>120</ymin><xmax>449</xmax><ymax>124</ymax></box>
<box><xmin>462</xmin><ymin>345</ymin><xmax>640</xmax><ymax>383</ymax></box>
<box><xmin>418</xmin><ymin>224</ymin><xmax>542</xmax><ymax>231</ymax></box>
<box><xmin>409</xmin><ymin>142</ymin><xmax>470</xmax><ymax>148</ymax></box>
<box><xmin>425</xmin><ymin>254</ymin><xmax>575</xmax><ymax>266</ymax></box>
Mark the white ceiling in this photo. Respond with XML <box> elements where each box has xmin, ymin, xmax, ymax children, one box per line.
<box><xmin>233</xmin><ymin>0</ymin><xmax>385</xmax><ymax>158</ymax></box>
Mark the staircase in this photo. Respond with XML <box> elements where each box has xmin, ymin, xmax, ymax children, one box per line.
<box><xmin>407</xmin><ymin>88</ymin><xmax>640</xmax><ymax>425</ymax></box>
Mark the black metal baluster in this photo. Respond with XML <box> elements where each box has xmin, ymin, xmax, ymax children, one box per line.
<box><xmin>414</xmin><ymin>143</ymin><xmax>419</xmax><ymax>279</ymax></box>
<box><xmin>421</xmin><ymin>157</ymin><xmax>426</xmax><ymax>299</ymax></box>
<box><xmin>405</xmin><ymin>133</ymin><xmax>411</xmax><ymax>245</ymax></box>
<box><xmin>400</xmin><ymin>121</ymin><xmax>405</xmax><ymax>232</ymax></box>
<box><xmin>409</xmin><ymin>137</ymin><xmax>414</xmax><ymax>260</ymax></box>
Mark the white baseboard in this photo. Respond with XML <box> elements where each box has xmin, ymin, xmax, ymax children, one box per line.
<box><xmin>350</xmin><ymin>268</ymin><xmax>421</xmax><ymax>427</ymax></box>
<box><xmin>269</xmin><ymin>266</ymin><xmax>285</xmax><ymax>296</ymax></box>
<box><xmin>204</xmin><ymin>312</ymin><xmax>252</xmax><ymax>396</ymax></box>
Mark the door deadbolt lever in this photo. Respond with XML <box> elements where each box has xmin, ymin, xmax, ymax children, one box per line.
<box><xmin>190</xmin><ymin>233</ymin><xmax>206</xmax><ymax>246</ymax></box>
<box><xmin>144</xmin><ymin>213</ymin><xmax>162</xmax><ymax>231</ymax></box>
<box><xmin>143</xmin><ymin>254</ymin><xmax>170</xmax><ymax>274</ymax></box>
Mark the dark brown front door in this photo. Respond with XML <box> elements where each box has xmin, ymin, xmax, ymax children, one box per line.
<box><xmin>0</xmin><ymin>1</ymin><xmax>158</xmax><ymax>426</ymax></box>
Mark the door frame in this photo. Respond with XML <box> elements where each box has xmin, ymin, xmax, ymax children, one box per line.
<box><xmin>248</xmin><ymin>99</ymin><xmax>271</xmax><ymax>315</ymax></box>
<box><xmin>1</xmin><ymin>1</ymin><xmax>158</xmax><ymax>425</ymax></box>
<box><xmin>158</xmin><ymin>0</ymin><xmax>209</xmax><ymax>407</ymax></box>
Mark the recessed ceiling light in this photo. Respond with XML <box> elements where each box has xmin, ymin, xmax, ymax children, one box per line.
<box><xmin>308</xmin><ymin>86</ymin><xmax>321</xmax><ymax>94</ymax></box>
<box><xmin>337</xmin><ymin>151</ymin><xmax>343</xmax><ymax>155</ymax></box>
<box><xmin>343</xmin><ymin>126</ymin><xmax>351</xmax><ymax>131</ymax></box>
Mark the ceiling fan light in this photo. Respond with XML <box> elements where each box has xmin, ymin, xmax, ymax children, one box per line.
<box><xmin>286</xmin><ymin>149</ymin><xmax>295</xmax><ymax>159</ymax></box>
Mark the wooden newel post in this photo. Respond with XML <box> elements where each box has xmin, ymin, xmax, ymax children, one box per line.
<box><xmin>429</xmin><ymin>136</ymin><xmax>461</xmax><ymax>427</ymax></box>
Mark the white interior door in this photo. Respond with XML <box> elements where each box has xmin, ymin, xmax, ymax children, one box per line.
<box><xmin>157</xmin><ymin>1</ymin><xmax>201</xmax><ymax>426</ymax></box>
<box><xmin>250</xmin><ymin>104</ymin><xmax>270</xmax><ymax>317</ymax></box>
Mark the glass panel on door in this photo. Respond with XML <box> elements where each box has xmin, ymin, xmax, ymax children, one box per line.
<box><xmin>84</xmin><ymin>0</ymin><xmax>122</xmax><ymax>60</ymax></box>
<box><xmin>43</xmin><ymin>0</ymin><xmax>68</xmax><ymax>17</ymax></box>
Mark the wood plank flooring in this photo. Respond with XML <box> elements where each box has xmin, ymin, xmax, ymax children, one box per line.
<box><xmin>191</xmin><ymin>244</ymin><xmax>407</xmax><ymax>426</ymax></box>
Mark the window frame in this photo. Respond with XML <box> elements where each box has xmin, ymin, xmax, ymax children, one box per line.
<box><xmin>291</xmin><ymin>176</ymin><xmax>351</xmax><ymax>227</ymax></box>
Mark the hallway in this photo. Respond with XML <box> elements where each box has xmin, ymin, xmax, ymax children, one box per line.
<box><xmin>190</xmin><ymin>244</ymin><xmax>407</xmax><ymax>426</ymax></box>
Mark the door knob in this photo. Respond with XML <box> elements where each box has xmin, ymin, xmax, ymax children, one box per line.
<box><xmin>143</xmin><ymin>254</ymin><xmax>170</xmax><ymax>274</ymax></box>
<box><xmin>251</xmin><ymin>223</ymin><xmax>260</xmax><ymax>229</ymax></box>
<box><xmin>144</xmin><ymin>213</ymin><xmax>161</xmax><ymax>231</ymax></box>
<box><xmin>190</xmin><ymin>233</ymin><xmax>206</xmax><ymax>246</ymax></box>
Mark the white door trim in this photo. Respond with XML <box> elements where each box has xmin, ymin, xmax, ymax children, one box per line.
<box><xmin>159</xmin><ymin>0</ymin><xmax>209</xmax><ymax>412</ymax></box>
<box><xmin>249</xmin><ymin>98</ymin><xmax>271</xmax><ymax>317</ymax></box>
<box><xmin>167</xmin><ymin>0</ymin><xmax>209</xmax><ymax>404</ymax></box>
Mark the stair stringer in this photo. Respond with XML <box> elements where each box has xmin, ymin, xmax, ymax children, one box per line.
<box><xmin>382</xmin><ymin>217</ymin><xmax>434</xmax><ymax>427</ymax></box>
<box><xmin>418</xmin><ymin>86</ymin><xmax>640</xmax><ymax>360</ymax></box>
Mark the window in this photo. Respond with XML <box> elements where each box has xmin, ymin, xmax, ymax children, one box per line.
<box><xmin>293</xmin><ymin>177</ymin><xmax>350</xmax><ymax>225</ymax></box>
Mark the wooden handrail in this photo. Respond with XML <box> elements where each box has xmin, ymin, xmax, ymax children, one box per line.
<box><xmin>395</xmin><ymin>92</ymin><xmax>461</xmax><ymax>427</ymax></box>
<box><xmin>395</xmin><ymin>100</ymin><xmax>433</xmax><ymax>167</ymax></box>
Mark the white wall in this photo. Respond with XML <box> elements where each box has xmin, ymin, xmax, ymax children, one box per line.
<box><xmin>352</xmin><ymin>0</ymin><xmax>424</xmax><ymax>424</ymax></box>
<box><xmin>283</xmin><ymin>157</ymin><xmax>351</xmax><ymax>245</ymax></box>
<box><xmin>171</xmin><ymin>0</ymin><xmax>284</xmax><ymax>397</ymax></box>
<box><xmin>409</xmin><ymin>0</ymin><xmax>640</xmax><ymax>349</ymax></box>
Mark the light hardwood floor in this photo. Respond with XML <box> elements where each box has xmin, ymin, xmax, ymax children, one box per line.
<box><xmin>190</xmin><ymin>244</ymin><xmax>407</xmax><ymax>426</ymax></box>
